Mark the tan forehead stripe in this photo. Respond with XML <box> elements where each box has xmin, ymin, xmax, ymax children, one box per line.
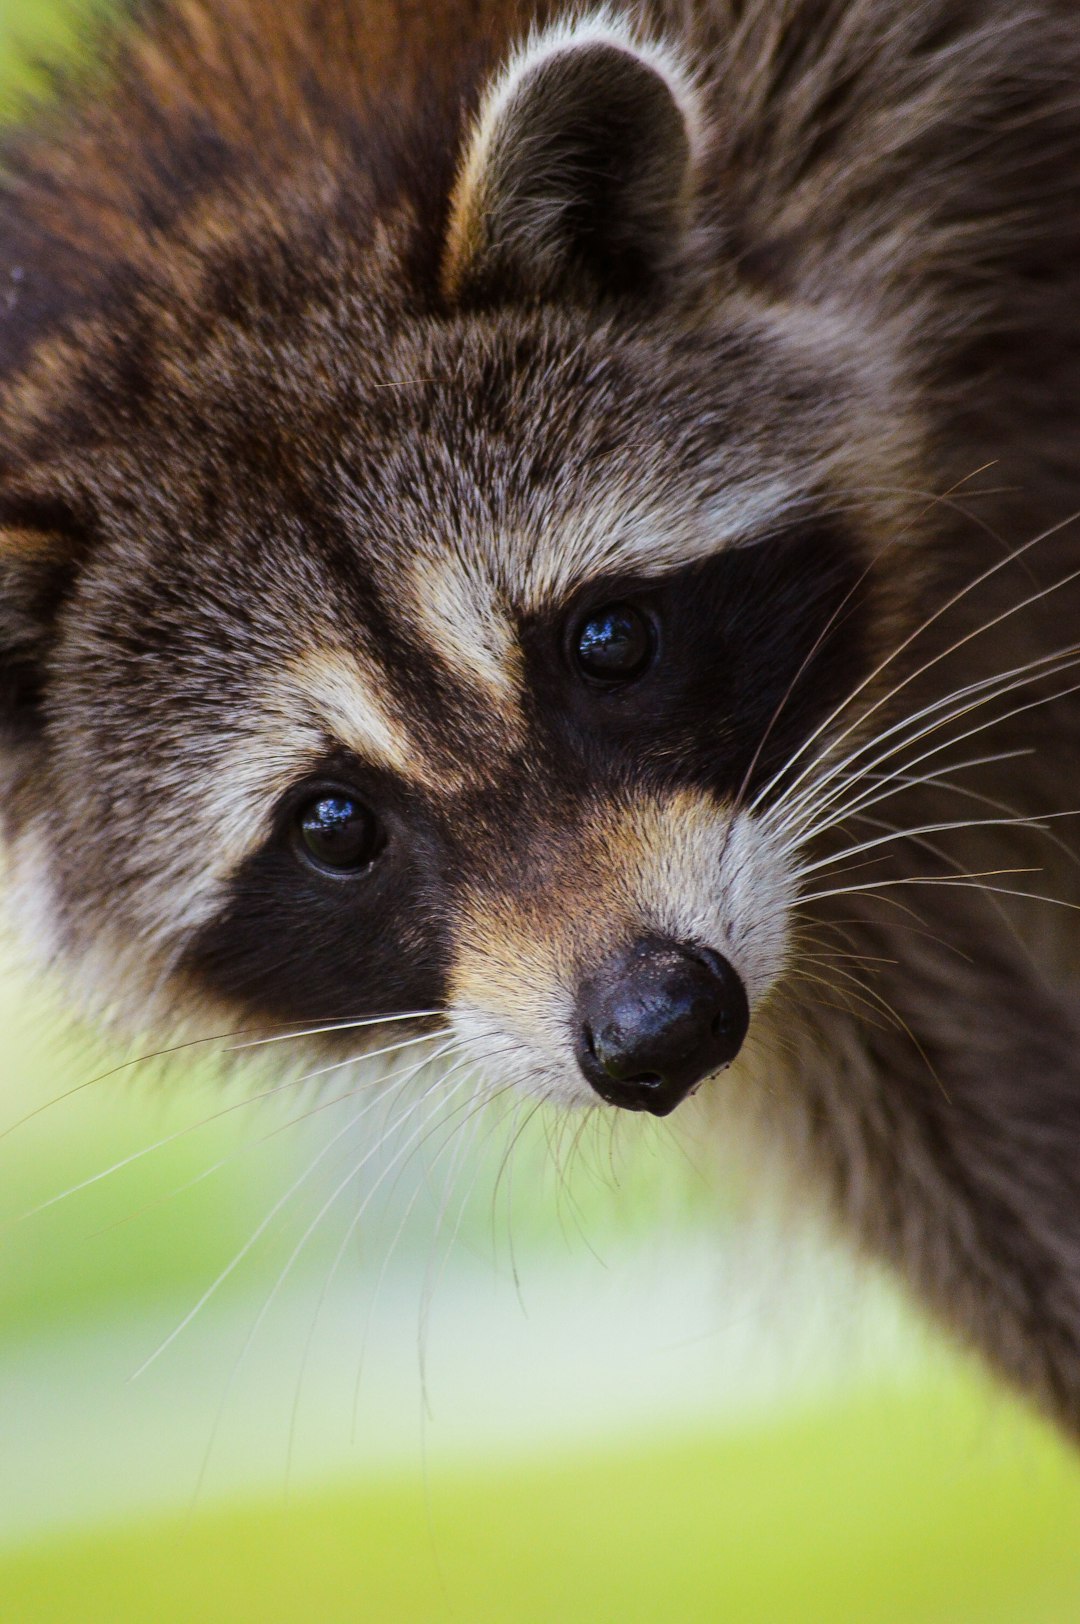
<box><xmin>282</xmin><ymin>646</ymin><xmax>425</xmax><ymax>779</ymax></box>
<box><xmin>404</xmin><ymin>555</ymin><xmax>525</xmax><ymax>736</ymax></box>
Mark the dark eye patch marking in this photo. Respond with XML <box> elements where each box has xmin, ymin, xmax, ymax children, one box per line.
<box><xmin>522</xmin><ymin>522</ymin><xmax>873</xmax><ymax>802</ymax></box>
<box><xmin>182</xmin><ymin>755</ymin><xmax>451</xmax><ymax>1028</ymax></box>
<box><xmin>181</xmin><ymin>525</ymin><xmax>870</xmax><ymax>1031</ymax></box>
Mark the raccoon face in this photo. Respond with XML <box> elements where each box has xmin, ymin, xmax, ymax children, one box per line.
<box><xmin>0</xmin><ymin>17</ymin><xmax>908</xmax><ymax>1114</ymax></box>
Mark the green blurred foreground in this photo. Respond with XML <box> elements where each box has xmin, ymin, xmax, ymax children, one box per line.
<box><xmin>3</xmin><ymin>4</ymin><xmax>1080</xmax><ymax>1620</ymax></box>
<box><xmin>4</xmin><ymin>1388</ymin><xmax>1080</xmax><ymax>1624</ymax></box>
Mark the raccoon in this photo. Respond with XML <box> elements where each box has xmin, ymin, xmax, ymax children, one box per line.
<box><xmin>2</xmin><ymin>0</ymin><xmax>1080</xmax><ymax>1434</ymax></box>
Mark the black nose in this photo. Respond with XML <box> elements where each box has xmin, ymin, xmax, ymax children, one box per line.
<box><xmin>575</xmin><ymin>938</ymin><xmax>750</xmax><ymax>1117</ymax></box>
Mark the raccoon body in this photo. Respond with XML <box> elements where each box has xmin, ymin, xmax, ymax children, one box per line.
<box><xmin>2</xmin><ymin>0</ymin><xmax>1080</xmax><ymax>1432</ymax></box>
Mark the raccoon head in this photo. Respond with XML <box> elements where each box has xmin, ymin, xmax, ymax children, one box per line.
<box><xmin>0</xmin><ymin>14</ymin><xmax>914</xmax><ymax>1115</ymax></box>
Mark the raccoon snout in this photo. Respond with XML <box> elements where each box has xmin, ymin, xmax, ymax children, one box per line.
<box><xmin>575</xmin><ymin>939</ymin><xmax>750</xmax><ymax>1117</ymax></box>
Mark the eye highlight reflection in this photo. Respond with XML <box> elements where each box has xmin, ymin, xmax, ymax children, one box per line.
<box><xmin>294</xmin><ymin>791</ymin><xmax>383</xmax><ymax>874</ymax></box>
<box><xmin>572</xmin><ymin>603</ymin><xmax>655</xmax><ymax>684</ymax></box>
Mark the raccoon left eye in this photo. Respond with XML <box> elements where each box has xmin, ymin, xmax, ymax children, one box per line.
<box><xmin>573</xmin><ymin>603</ymin><xmax>655</xmax><ymax>684</ymax></box>
<box><xmin>294</xmin><ymin>791</ymin><xmax>383</xmax><ymax>874</ymax></box>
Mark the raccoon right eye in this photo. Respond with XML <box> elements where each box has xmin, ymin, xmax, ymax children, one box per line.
<box><xmin>293</xmin><ymin>791</ymin><xmax>383</xmax><ymax>874</ymax></box>
<box><xmin>572</xmin><ymin>603</ymin><xmax>655</xmax><ymax>684</ymax></box>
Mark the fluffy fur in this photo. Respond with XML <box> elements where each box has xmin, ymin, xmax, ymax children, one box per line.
<box><xmin>2</xmin><ymin>0</ymin><xmax>1080</xmax><ymax>1434</ymax></box>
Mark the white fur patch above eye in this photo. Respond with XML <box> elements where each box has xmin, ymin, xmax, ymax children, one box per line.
<box><xmin>507</xmin><ymin>476</ymin><xmax>805</xmax><ymax>613</ymax></box>
<box><xmin>282</xmin><ymin>648</ymin><xmax>420</xmax><ymax>778</ymax></box>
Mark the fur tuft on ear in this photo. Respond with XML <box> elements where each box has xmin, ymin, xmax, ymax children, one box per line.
<box><xmin>442</xmin><ymin>13</ymin><xmax>704</xmax><ymax>304</ymax></box>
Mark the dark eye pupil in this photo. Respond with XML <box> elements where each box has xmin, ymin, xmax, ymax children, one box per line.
<box><xmin>575</xmin><ymin>604</ymin><xmax>653</xmax><ymax>682</ymax></box>
<box><xmin>297</xmin><ymin>794</ymin><xmax>379</xmax><ymax>872</ymax></box>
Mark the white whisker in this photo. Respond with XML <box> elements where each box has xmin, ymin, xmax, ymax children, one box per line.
<box><xmin>129</xmin><ymin>1038</ymin><xmax>453</xmax><ymax>1382</ymax></box>
<box><xmin>195</xmin><ymin>1058</ymin><xmax>480</xmax><ymax>1502</ymax></box>
<box><xmin>795</xmin><ymin>872</ymin><xmax>1080</xmax><ymax>912</ymax></box>
<box><xmin>226</xmin><ymin>1010</ymin><xmax>442</xmax><ymax>1053</ymax></box>
<box><xmin>793</xmin><ymin>813</ymin><xmax>1077</xmax><ymax>883</ymax></box>
<box><xmin>752</xmin><ymin>508</ymin><xmax>1080</xmax><ymax>819</ymax></box>
<box><xmin>769</xmin><ymin>644</ymin><xmax>1080</xmax><ymax>845</ymax></box>
<box><xmin>14</xmin><ymin>1030</ymin><xmax>445</xmax><ymax>1227</ymax></box>
<box><xmin>782</xmin><ymin>749</ymin><xmax>1033</xmax><ymax>854</ymax></box>
<box><xmin>89</xmin><ymin>1037</ymin><xmax>452</xmax><ymax>1240</ymax></box>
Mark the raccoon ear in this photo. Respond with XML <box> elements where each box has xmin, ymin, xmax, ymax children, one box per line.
<box><xmin>442</xmin><ymin>21</ymin><xmax>702</xmax><ymax>304</ymax></box>
<box><xmin>0</xmin><ymin>501</ymin><xmax>84</xmax><ymax>748</ymax></box>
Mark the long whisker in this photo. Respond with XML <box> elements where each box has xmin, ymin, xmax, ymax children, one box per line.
<box><xmin>234</xmin><ymin>1025</ymin><xmax>444</xmax><ymax>1091</ymax></box>
<box><xmin>750</xmin><ymin>507</ymin><xmax>1080</xmax><ymax>818</ymax></box>
<box><xmin>799</xmin><ymin>907</ymin><xmax>977</xmax><ymax>962</ymax></box>
<box><xmin>85</xmin><ymin>1038</ymin><xmax>450</xmax><ymax>1240</ymax></box>
<box><xmin>129</xmin><ymin>1039</ymin><xmax>455</xmax><ymax>1382</ymax></box>
<box><xmin>848</xmin><ymin>813</ymin><xmax>1050</xmax><ymax>975</ymax></box>
<box><xmin>490</xmin><ymin>1093</ymin><xmax>550</xmax><ymax>1298</ymax></box>
<box><xmin>371</xmin><ymin>1049</ymin><xmax>522</xmax><ymax>1324</ymax></box>
<box><xmin>226</xmin><ymin>1010</ymin><xmax>441</xmax><ymax>1053</ymax></box>
<box><xmin>0</xmin><ymin>1010</ymin><xmax>442</xmax><ymax>1146</ymax></box>
<box><xmin>723</xmin><ymin>542</ymin><xmax>884</xmax><ymax>832</ymax></box>
<box><xmin>285</xmin><ymin>1042</ymin><xmax>507</xmax><ymax>1488</ymax></box>
<box><xmin>11</xmin><ymin>1029</ymin><xmax>444</xmax><ymax>1226</ymax></box>
<box><xmin>797</xmin><ymin>750</ymin><xmax>1033</xmax><ymax>832</ymax></box>
<box><xmin>778</xmin><ymin>747</ymin><xmax>1033</xmax><ymax>852</ymax></box>
<box><xmin>348</xmin><ymin>1054</ymin><xmax>533</xmax><ymax>1445</ymax></box>
<box><xmin>795</xmin><ymin>872</ymin><xmax>1080</xmax><ymax>912</ymax></box>
<box><xmin>781</xmin><ymin>655</ymin><xmax>1080</xmax><ymax>844</ymax></box>
<box><xmin>769</xmin><ymin>643</ymin><xmax>1080</xmax><ymax>844</ymax></box>
<box><xmin>786</xmin><ymin>967</ymin><xmax>895</xmax><ymax>1034</ymax></box>
<box><xmin>792</xmin><ymin>812</ymin><xmax>1078</xmax><ymax>883</ymax></box>
<box><xmin>772</xmin><ymin>665</ymin><xmax>1080</xmax><ymax>893</ymax></box>
<box><xmin>196</xmin><ymin>1059</ymin><xmax>481</xmax><ymax>1504</ymax></box>
<box><xmin>715</xmin><ymin>468</ymin><xmax>997</xmax><ymax>856</ymax></box>
<box><xmin>797</xmin><ymin>960</ymin><xmax>946</xmax><ymax>1095</ymax></box>
<box><xmin>854</xmin><ymin>767</ymin><xmax>1080</xmax><ymax>873</ymax></box>
<box><xmin>414</xmin><ymin>1066</ymin><xmax>529</xmax><ymax>1412</ymax></box>
<box><xmin>783</xmin><ymin>634</ymin><xmax>1080</xmax><ymax>838</ymax></box>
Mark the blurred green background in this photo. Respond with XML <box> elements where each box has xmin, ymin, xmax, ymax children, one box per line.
<box><xmin>1</xmin><ymin>3</ymin><xmax>1080</xmax><ymax>1619</ymax></box>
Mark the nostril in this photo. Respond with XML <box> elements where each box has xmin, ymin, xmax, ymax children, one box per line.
<box><xmin>583</xmin><ymin>1023</ymin><xmax>657</xmax><ymax>1086</ymax></box>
